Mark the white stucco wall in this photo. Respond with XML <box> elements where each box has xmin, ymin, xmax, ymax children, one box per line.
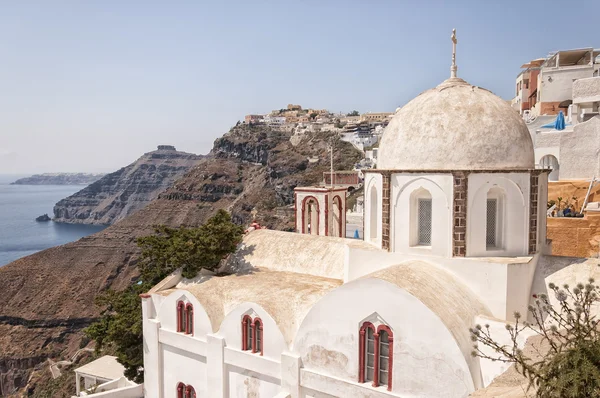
<box><xmin>559</xmin><ymin>116</ymin><xmax>600</xmax><ymax>179</ymax></box>
<box><xmin>573</xmin><ymin>76</ymin><xmax>600</xmax><ymax>104</ymax></box>
<box><xmin>390</xmin><ymin>173</ymin><xmax>453</xmax><ymax>257</ymax></box>
<box><xmin>293</xmin><ymin>279</ymin><xmax>476</xmax><ymax>398</ymax></box>
<box><xmin>161</xmin><ymin>345</ymin><xmax>207</xmax><ymax>398</ymax></box>
<box><xmin>157</xmin><ymin>291</ymin><xmax>213</xmax><ymax>338</ymax></box>
<box><xmin>217</xmin><ymin>302</ymin><xmax>287</xmax><ymax>361</ymax></box>
<box><xmin>467</xmin><ymin>173</ymin><xmax>530</xmax><ymax>257</ymax></box>
<box><xmin>364</xmin><ymin>173</ymin><xmax>382</xmax><ymax>248</ymax></box>
<box><xmin>227</xmin><ymin>366</ymin><xmax>281</xmax><ymax>398</ymax></box>
<box><xmin>540</xmin><ymin>67</ymin><xmax>595</xmax><ymax>103</ymax></box>
<box><xmin>344</xmin><ymin>247</ymin><xmax>537</xmax><ymax>321</ymax></box>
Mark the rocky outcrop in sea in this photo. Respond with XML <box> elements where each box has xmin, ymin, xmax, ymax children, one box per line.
<box><xmin>52</xmin><ymin>146</ymin><xmax>202</xmax><ymax>225</ymax></box>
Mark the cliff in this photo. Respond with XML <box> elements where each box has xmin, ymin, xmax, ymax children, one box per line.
<box><xmin>52</xmin><ymin>146</ymin><xmax>202</xmax><ymax>225</ymax></box>
<box><xmin>11</xmin><ymin>173</ymin><xmax>106</xmax><ymax>185</ymax></box>
<box><xmin>0</xmin><ymin>124</ymin><xmax>361</xmax><ymax>396</ymax></box>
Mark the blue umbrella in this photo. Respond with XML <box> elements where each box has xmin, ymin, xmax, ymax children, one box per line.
<box><xmin>353</xmin><ymin>229</ymin><xmax>360</xmax><ymax>239</ymax></box>
<box><xmin>554</xmin><ymin>111</ymin><xmax>566</xmax><ymax>130</ymax></box>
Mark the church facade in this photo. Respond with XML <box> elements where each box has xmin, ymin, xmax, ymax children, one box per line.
<box><xmin>135</xmin><ymin>36</ymin><xmax>588</xmax><ymax>398</ymax></box>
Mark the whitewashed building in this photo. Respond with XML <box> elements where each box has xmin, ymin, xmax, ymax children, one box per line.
<box><xmin>127</xmin><ymin>33</ymin><xmax>600</xmax><ymax>398</ymax></box>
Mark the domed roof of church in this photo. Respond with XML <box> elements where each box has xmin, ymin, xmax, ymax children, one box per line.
<box><xmin>377</xmin><ymin>77</ymin><xmax>534</xmax><ymax>171</ymax></box>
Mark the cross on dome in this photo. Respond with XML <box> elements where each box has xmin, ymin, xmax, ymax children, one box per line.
<box><xmin>451</xmin><ymin>28</ymin><xmax>458</xmax><ymax>78</ymax></box>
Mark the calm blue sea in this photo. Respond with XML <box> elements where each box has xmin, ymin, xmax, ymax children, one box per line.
<box><xmin>0</xmin><ymin>174</ymin><xmax>106</xmax><ymax>267</ymax></box>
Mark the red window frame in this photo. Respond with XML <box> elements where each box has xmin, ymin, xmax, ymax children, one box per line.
<box><xmin>241</xmin><ymin>315</ymin><xmax>263</xmax><ymax>355</ymax></box>
<box><xmin>176</xmin><ymin>301</ymin><xmax>185</xmax><ymax>333</ymax></box>
<box><xmin>358</xmin><ymin>322</ymin><xmax>393</xmax><ymax>391</ymax></box>
<box><xmin>177</xmin><ymin>382</ymin><xmax>185</xmax><ymax>398</ymax></box>
<box><xmin>185</xmin><ymin>385</ymin><xmax>196</xmax><ymax>398</ymax></box>
<box><xmin>185</xmin><ymin>303</ymin><xmax>194</xmax><ymax>335</ymax></box>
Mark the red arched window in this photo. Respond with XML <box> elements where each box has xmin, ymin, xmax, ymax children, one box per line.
<box><xmin>176</xmin><ymin>301</ymin><xmax>186</xmax><ymax>333</ymax></box>
<box><xmin>176</xmin><ymin>382</ymin><xmax>185</xmax><ymax>398</ymax></box>
<box><xmin>242</xmin><ymin>315</ymin><xmax>253</xmax><ymax>351</ymax></box>
<box><xmin>241</xmin><ymin>315</ymin><xmax>263</xmax><ymax>354</ymax></box>
<box><xmin>359</xmin><ymin>322</ymin><xmax>393</xmax><ymax>390</ymax></box>
<box><xmin>185</xmin><ymin>385</ymin><xmax>196</xmax><ymax>398</ymax></box>
<box><xmin>253</xmin><ymin>318</ymin><xmax>263</xmax><ymax>355</ymax></box>
<box><xmin>185</xmin><ymin>303</ymin><xmax>194</xmax><ymax>335</ymax></box>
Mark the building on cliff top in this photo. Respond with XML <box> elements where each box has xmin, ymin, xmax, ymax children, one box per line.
<box><xmin>80</xmin><ymin>31</ymin><xmax>600</xmax><ymax>398</ymax></box>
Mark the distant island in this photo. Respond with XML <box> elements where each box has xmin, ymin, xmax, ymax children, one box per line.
<box><xmin>11</xmin><ymin>173</ymin><xmax>106</xmax><ymax>185</ymax></box>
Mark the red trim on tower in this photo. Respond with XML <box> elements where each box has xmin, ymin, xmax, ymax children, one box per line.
<box><xmin>139</xmin><ymin>293</ymin><xmax>151</xmax><ymax>299</ymax></box>
<box><xmin>301</xmin><ymin>196</ymin><xmax>320</xmax><ymax>235</ymax></box>
<box><xmin>324</xmin><ymin>194</ymin><xmax>329</xmax><ymax>236</ymax></box>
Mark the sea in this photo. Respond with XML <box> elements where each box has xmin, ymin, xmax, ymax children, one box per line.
<box><xmin>0</xmin><ymin>174</ymin><xmax>106</xmax><ymax>267</ymax></box>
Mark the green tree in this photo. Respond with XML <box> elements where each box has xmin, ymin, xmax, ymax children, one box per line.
<box><xmin>86</xmin><ymin>210</ymin><xmax>244</xmax><ymax>382</ymax></box>
<box><xmin>347</xmin><ymin>110</ymin><xmax>360</xmax><ymax>116</ymax></box>
<box><xmin>470</xmin><ymin>279</ymin><xmax>600</xmax><ymax>397</ymax></box>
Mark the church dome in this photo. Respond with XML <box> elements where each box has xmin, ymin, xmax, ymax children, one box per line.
<box><xmin>377</xmin><ymin>77</ymin><xmax>534</xmax><ymax>170</ymax></box>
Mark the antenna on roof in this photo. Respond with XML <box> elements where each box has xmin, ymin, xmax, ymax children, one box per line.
<box><xmin>451</xmin><ymin>28</ymin><xmax>458</xmax><ymax>78</ymax></box>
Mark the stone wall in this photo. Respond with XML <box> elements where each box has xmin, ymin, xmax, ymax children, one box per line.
<box><xmin>573</xmin><ymin>76</ymin><xmax>600</xmax><ymax>104</ymax></box>
<box><xmin>529</xmin><ymin>174</ymin><xmax>539</xmax><ymax>254</ymax></box>
<box><xmin>452</xmin><ymin>172</ymin><xmax>468</xmax><ymax>257</ymax></box>
<box><xmin>381</xmin><ymin>173</ymin><xmax>391</xmax><ymax>251</ymax></box>
<box><xmin>547</xmin><ymin>215</ymin><xmax>600</xmax><ymax>258</ymax></box>
<box><xmin>559</xmin><ymin>116</ymin><xmax>600</xmax><ymax>180</ymax></box>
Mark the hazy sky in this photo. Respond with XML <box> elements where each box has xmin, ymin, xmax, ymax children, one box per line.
<box><xmin>1</xmin><ymin>1</ymin><xmax>598</xmax><ymax>174</ymax></box>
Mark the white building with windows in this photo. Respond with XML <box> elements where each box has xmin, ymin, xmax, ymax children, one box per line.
<box><xmin>132</xmin><ymin>34</ymin><xmax>600</xmax><ymax>398</ymax></box>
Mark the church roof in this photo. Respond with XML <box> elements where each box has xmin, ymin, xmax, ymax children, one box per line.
<box><xmin>161</xmin><ymin>269</ymin><xmax>341</xmax><ymax>345</ymax></box>
<box><xmin>220</xmin><ymin>229</ymin><xmax>380</xmax><ymax>280</ymax></box>
<box><xmin>364</xmin><ymin>260</ymin><xmax>492</xmax><ymax>374</ymax></box>
<box><xmin>377</xmin><ymin>77</ymin><xmax>535</xmax><ymax>171</ymax></box>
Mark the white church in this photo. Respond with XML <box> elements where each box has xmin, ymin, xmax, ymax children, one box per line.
<box><xmin>76</xmin><ymin>32</ymin><xmax>600</xmax><ymax>398</ymax></box>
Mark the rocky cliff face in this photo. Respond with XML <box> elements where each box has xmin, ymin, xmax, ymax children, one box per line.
<box><xmin>11</xmin><ymin>173</ymin><xmax>106</xmax><ymax>185</ymax></box>
<box><xmin>0</xmin><ymin>125</ymin><xmax>361</xmax><ymax>396</ymax></box>
<box><xmin>53</xmin><ymin>147</ymin><xmax>202</xmax><ymax>225</ymax></box>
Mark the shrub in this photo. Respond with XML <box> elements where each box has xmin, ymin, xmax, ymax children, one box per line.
<box><xmin>470</xmin><ymin>280</ymin><xmax>600</xmax><ymax>397</ymax></box>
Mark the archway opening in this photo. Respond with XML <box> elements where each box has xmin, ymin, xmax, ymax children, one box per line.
<box><xmin>333</xmin><ymin>196</ymin><xmax>343</xmax><ymax>237</ymax></box>
<box><xmin>540</xmin><ymin>154</ymin><xmax>559</xmax><ymax>181</ymax></box>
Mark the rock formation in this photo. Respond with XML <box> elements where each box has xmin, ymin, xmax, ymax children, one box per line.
<box><xmin>53</xmin><ymin>146</ymin><xmax>202</xmax><ymax>225</ymax></box>
<box><xmin>11</xmin><ymin>173</ymin><xmax>106</xmax><ymax>185</ymax></box>
<box><xmin>0</xmin><ymin>125</ymin><xmax>362</xmax><ymax>396</ymax></box>
<box><xmin>35</xmin><ymin>214</ymin><xmax>51</xmax><ymax>222</ymax></box>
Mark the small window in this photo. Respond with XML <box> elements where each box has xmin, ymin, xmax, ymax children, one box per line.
<box><xmin>378</xmin><ymin>330</ymin><xmax>390</xmax><ymax>386</ymax></box>
<box><xmin>365</xmin><ymin>327</ymin><xmax>375</xmax><ymax>382</ymax></box>
<box><xmin>417</xmin><ymin>198</ymin><xmax>432</xmax><ymax>245</ymax></box>
<box><xmin>177</xmin><ymin>301</ymin><xmax>186</xmax><ymax>333</ymax></box>
<box><xmin>177</xmin><ymin>382</ymin><xmax>185</xmax><ymax>398</ymax></box>
<box><xmin>242</xmin><ymin>315</ymin><xmax>263</xmax><ymax>355</ymax></box>
<box><xmin>359</xmin><ymin>322</ymin><xmax>393</xmax><ymax>390</ymax></box>
<box><xmin>185</xmin><ymin>304</ymin><xmax>194</xmax><ymax>335</ymax></box>
<box><xmin>486</xmin><ymin>199</ymin><xmax>498</xmax><ymax>248</ymax></box>
<box><xmin>185</xmin><ymin>385</ymin><xmax>196</xmax><ymax>398</ymax></box>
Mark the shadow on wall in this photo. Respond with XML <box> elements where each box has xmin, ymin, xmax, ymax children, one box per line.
<box><xmin>218</xmin><ymin>244</ymin><xmax>258</xmax><ymax>276</ymax></box>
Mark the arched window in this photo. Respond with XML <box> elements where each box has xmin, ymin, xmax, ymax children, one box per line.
<box><xmin>540</xmin><ymin>154</ymin><xmax>559</xmax><ymax>181</ymax></box>
<box><xmin>185</xmin><ymin>303</ymin><xmax>194</xmax><ymax>335</ymax></box>
<box><xmin>185</xmin><ymin>385</ymin><xmax>196</xmax><ymax>398</ymax></box>
<box><xmin>359</xmin><ymin>322</ymin><xmax>393</xmax><ymax>391</ymax></box>
<box><xmin>177</xmin><ymin>382</ymin><xmax>185</xmax><ymax>398</ymax></box>
<box><xmin>242</xmin><ymin>315</ymin><xmax>253</xmax><ymax>351</ymax></box>
<box><xmin>241</xmin><ymin>315</ymin><xmax>263</xmax><ymax>354</ymax></box>
<box><xmin>410</xmin><ymin>188</ymin><xmax>432</xmax><ymax>247</ymax></box>
<box><xmin>370</xmin><ymin>185</ymin><xmax>378</xmax><ymax>241</ymax></box>
<box><xmin>486</xmin><ymin>187</ymin><xmax>505</xmax><ymax>250</ymax></box>
<box><xmin>253</xmin><ymin>318</ymin><xmax>263</xmax><ymax>355</ymax></box>
<box><xmin>176</xmin><ymin>301</ymin><xmax>186</xmax><ymax>333</ymax></box>
<box><xmin>302</xmin><ymin>196</ymin><xmax>320</xmax><ymax>235</ymax></box>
